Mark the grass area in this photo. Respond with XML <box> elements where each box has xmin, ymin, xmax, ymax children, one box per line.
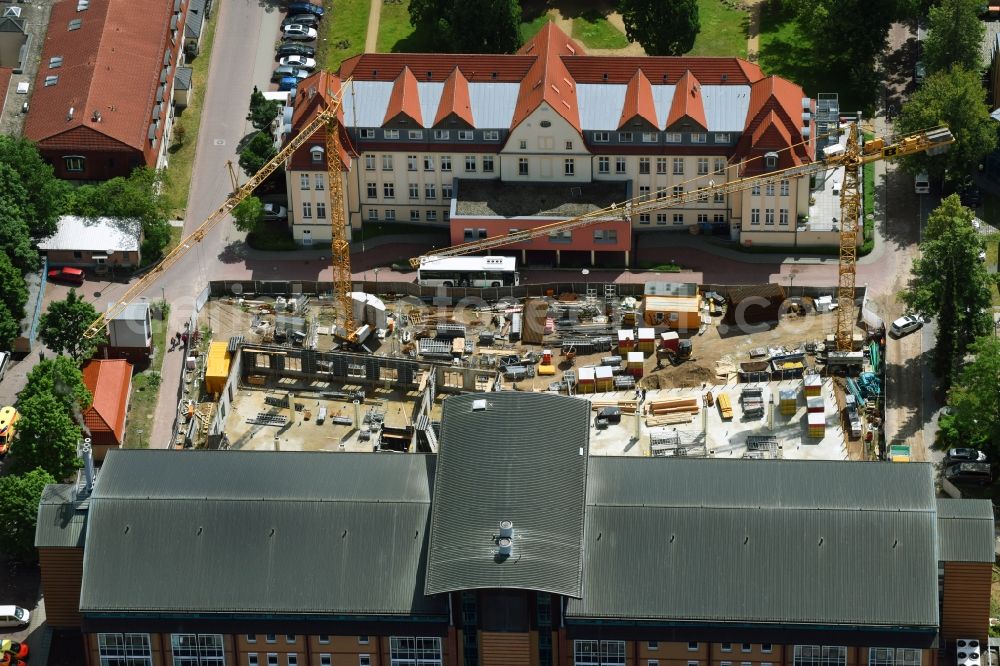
<box><xmin>122</xmin><ymin>308</ymin><xmax>168</xmax><ymax>449</ymax></box>
<box><xmin>862</xmin><ymin>136</ymin><xmax>876</xmax><ymax>254</ymax></box>
<box><xmin>165</xmin><ymin>225</ymin><xmax>183</xmax><ymax>256</ymax></box>
<box><xmin>247</xmin><ymin>220</ymin><xmax>299</xmax><ymax>250</ymax></box>
<box><xmin>636</xmin><ymin>262</ymin><xmax>683</xmax><ymax>272</ymax></box>
<box><xmin>352</xmin><ymin>221</ymin><xmax>448</xmax><ymax>242</ymax></box>
<box><xmin>687</xmin><ymin>0</ymin><xmax>747</xmax><ymax>57</ymax></box>
<box><xmin>572</xmin><ymin>11</ymin><xmax>628</xmax><ymax>50</ymax></box>
<box><xmin>520</xmin><ymin>12</ymin><xmax>555</xmax><ymax>43</ymax></box>
<box><xmin>161</xmin><ymin>8</ymin><xmax>219</xmax><ymax>218</ymax></box>
<box><xmin>377</xmin><ymin>0</ymin><xmax>436</xmax><ymax>53</ymax></box>
<box><xmin>320</xmin><ymin>0</ymin><xmax>370</xmax><ymax>70</ymax></box>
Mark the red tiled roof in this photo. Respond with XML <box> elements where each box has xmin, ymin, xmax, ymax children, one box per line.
<box><xmin>561</xmin><ymin>56</ymin><xmax>763</xmax><ymax>85</ymax></box>
<box><xmin>665</xmin><ymin>70</ymin><xmax>707</xmax><ymax>131</ymax></box>
<box><xmin>510</xmin><ymin>21</ymin><xmax>582</xmax><ymax>132</ymax></box>
<box><xmin>81</xmin><ymin>359</ymin><xmax>132</xmax><ymax>445</ymax></box>
<box><xmin>288</xmin><ymin>71</ymin><xmax>352</xmax><ymax>171</ymax></box>
<box><xmin>24</xmin><ymin>0</ymin><xmax>181</xmax><ymax>155</ymax></box>
<box><xmin>434</xmin><ymin>67</ymin><xmax>474</xmax><ymax>127</ymax></box>
<box><xmin>617</xmin><ymin>69</ymin><xmax>657</xmax><ymax>130</ymax></box>
<box><xmin>0</xmin><ymin>67</ymin><xmax>12</xmax><ymax>115</ymax></box>
<box><xmin>736</xmin><ymin>76</ymin><xmax>813</xmax><ymax>174</ymax></box>
<box><xmin>383</xmin><ymin>66</ymin><xmax>423</xmax><ymax>126</ymax></box>
<box><xmin>339</xmin><ymin>53</ymin><xmax>535</xmax><ymax>83</ymax></box>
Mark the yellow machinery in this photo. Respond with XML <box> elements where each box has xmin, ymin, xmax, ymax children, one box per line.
<box><xmin>413</xmin><ymin>125</ymin><xmax>954</xmax><ymax>350</ymax></box>
<box><xmin>83</xmin><ymin>81</ymin><xmax>355</xmax><ymax>340</ymax></box>
<box><xmin>204</xmin><ymin>340</ymin><xmax>232</xmax><ymax>395</ymax></box>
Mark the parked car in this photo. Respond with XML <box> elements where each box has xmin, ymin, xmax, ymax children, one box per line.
<box><xmin>271</xmin><ymin>65</ymin><xmax>310</xmax><ymax>82</ymax></box>
<box><xmin>284</xmin><ymin>1</ymin><xmax>324</xmax><ymax>17</ymax></box>
<box><xmin>0</xmin><ymin>606</ymin><xmax>29</xmax><ymax>629</ymax></box>
<box><xmin>0</xmin><ymin>406</ymin><xmax>19</xmax><ymax>456</ymax></box>
<box><xmin>281</xmin><ymin>13</ymin><xmax>319</xmax><ymax>28</ymax></box>
<box><xmin>889</xmin><ymin>314</ymin><xmax>922</xmax><ymax>337</ymax></box>
<box><xmin>263</xmin><ymin>203</ymin><xmax>288</xmax><ymax>221</ymax></box>
<box><xmin>0</xmin><ymin>655</ymin><xmax>26</xmax><ymax>666</ymax></box>
<box><xmin>944</xmin><ymin>461</ymin><xmax>992</xmax><ymax>486</ymax></box>
<box><xmin>47</xmin><ymin>265</ymin><xmax>85</xmax><ymax>285</ymax></box>
<box><xmin>945</xmin><ymin>448</ymin><xmax>988</xmax><ymax>464</ymax></box>
<box><xmin>279</xmin><ymin>55</ymin><xmax>316</xmax><ymax>70</ymax></box>
<box><xmin>277</xmin><ymin>76</ymin><xmax>299</xmax><ymax>92</ymax></box>
<box><xmin>0</xmin><ymin>640</ymin><xmax>29</xmax><ymax>659</ymax></box>
<box><xmin>276</xmin><ymin>42</ymin><xmax>315</xmax><ymax>58</ymax></box>
<box><xmin>282</xmin><ymin>24</ymin><xmax>317</xmax><ymax>40</ymax></box>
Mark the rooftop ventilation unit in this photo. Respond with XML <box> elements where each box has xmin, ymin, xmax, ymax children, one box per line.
<box><xmin>472</xmin><ymin>399</ymin><xmax>487</xmax><ymax>412</ymax></box>
<box><xmin>77</xmin><ymin>0</ymin><xmax>90</xmax><ymax>11</ymax></box>
<box><xmin>499</xmin><ymin>520</ymin><xmax>513</xmax><ymax>538</ymax></box>
<box><xmin>497</xmin><ymin>537</ymin><xmax>512</xmax><ymax>556</ymax></box>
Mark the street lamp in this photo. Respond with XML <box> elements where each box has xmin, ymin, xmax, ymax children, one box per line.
<box><xmin>373</xmin><ymin>267</ymin><xmax>382</xmax><ymax>295</ymax></box>
<box><xmin>581</xmin><ymin>268</ymin><xmax>590</xmax><ymax>297</ymax></box>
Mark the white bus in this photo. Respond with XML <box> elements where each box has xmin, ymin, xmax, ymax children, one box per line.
<box><xmin>417</xmin><ymin>256</ymin><xmax>519</xmax><ymax>287</ymax></box>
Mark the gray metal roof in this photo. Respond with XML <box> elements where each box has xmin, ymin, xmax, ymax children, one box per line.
<box><xmin>568</xmin><ymin>458</ymin><xmax>940</xmax><ymax>628</ymax></box>
<box><xmin>107</xmin><ymin>301</ymin><xmax>148</xmax><ymax>321</ymax></box>
<box><xmin>701</xmin><ymin>85</ymin><xmax>752</xmax><ymax>132</ymax></box>
<box><xmin>936</xmin><ymin>498</ymin><xmax>996</xmax><ymax>563</ymax></box>
<box><xmin>577</xmin><ymin>84</ymin><xmax>626</xmax><ymax>131</ymax></box>
<box><xmin>342</xmin><ymin>80</ymin><xmax>394</xmax><ymax>127</ymax></box>
<box><xmin>425</xmin><ymin>392</ymin><xmax>590</xmax><ymax>597</ymax></box>
<box><xmin>184</xmin><ymin>0</ymin><xmax>204</xmax><ymax>40</ymax></box>
<box><xmin>174</xmin><ymin>66</ymin><xmax>193</xmax><ymax>92</ymax></box>
<box><xmin>650</xmin><ymin>84</ymin><xmax>676</xmax><ymax>129</ymax></box>
<box><xmin>80</xmin><ymin>450</ymin><xmax>445</xmax><ymax>616</ymax></box>
<box><xmin>468</xmin><ymin>82</ymin><xmax>520</xmax><ymax>128</ymax></box>
<box><xmin>35</xmin><ymin>484</ymin><xmax>87</xmax><ymax>549</ymax></box>
<box><xmin>416</xmin><ymin>81</ymin><xmax>444</xmax><ymax>128</ymax></box>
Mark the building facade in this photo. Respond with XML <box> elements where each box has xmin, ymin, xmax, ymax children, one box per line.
<box><xmin>284</xmin><ymin>24</ymin><xmax>839</xmax><ymax>262</ymax></box>
<box><xmin>38</xmin><ymin>215</ymin><xmax>142</xmax><ymax>269</ymax></box>
<box><xmin>37</xmin><ymin>393</ymin><xmax>994</xmax><ymax>666</ymax></box>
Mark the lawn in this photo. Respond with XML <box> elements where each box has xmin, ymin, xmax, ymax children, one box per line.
<box><xmin>572</xmin><ymin>11</ymin><xmax>628</xmax><ymax>50</ymax></box>
<box><xmin>687</xmin><ymin>0</ymin><xmax>747</xmax><ymax>57</ymax></box>
<box><xmin>161</xmin><ymin>7</ymin><xmax>219</xmax><ymax>218</ymax></box>
<box><xmin>122</xmin><ymin>309</ymin><xmax>168</xmax><ymax>449</ymax></box>
<box><xmin>520</xmin><ymin>12</ymin><xmax>555</xmax><ymax>43</ymax></box>
<box><xmin>377</xmin><ymin>0</ymin><xmax>436</xmax><ymax>53</ymax></box>
<box><xmin>319</xmin><ymin>0</ymin><xmax>370</xmax><ymax>70</ymax></box>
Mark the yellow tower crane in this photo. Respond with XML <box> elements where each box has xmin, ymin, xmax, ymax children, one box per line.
<box><xmin>412</xmin><ymin>124</ymin><xmax>954</xmax><ymax>350</ymax></box>
<box><xmin>83</xmin><ymin>81</ymin><xmax>355</xmax><ymax>340</ymax></box>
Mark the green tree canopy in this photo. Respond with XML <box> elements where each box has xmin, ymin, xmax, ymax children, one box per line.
<box><xmin>408</xmin><ymin>0</ymin><xmax>521</xmax><ymax>53</ymax></box>
<box><xmin>937</xmin><ymin>336</ymin><xmax>1000</xmax><ymax>456</ymax></box>
<box><xmin>232</xmin><ymin>196</ymin><xmax>264</xmax><ymax>234</ymax></box>
<box><xmin>901</xmin><ymin>195</ymin><xmax>996</xmax><ymax>383</ymax></box>
<box><xmin>0</xmin><ymin>468</ymin><xmax>57</xmax><ymax>561</ymax></box>
<box><xmin>238</xmin><ymin>132</ymin><xmax>278</xmax><ymax>177</ymax></box>
<box><xmin>17</xmin><ymin>356</ymin><xmax>93</xmax><ymax>414</ymax></box>
<box><xmin>247</xmin><ymin>86</ymin><xmax>282</xmax><ymax>132</ymax></box>
<box><xmin>923</xmin><ymin>0</ymin><xmax>983</xmax><ymax>74</ymax></box>
<box><xmin>896</xmin><ymin>67</ymin><xmax>997</xmax><ymax>177</ymax></box>
<box><xmin>0</xmin><ymin>164</ymin><xmax>41</xmax><ymax>273</ymax></box>
<box><xmin>11</xmin><ymin>392</ymin><xmax>83</xmax><ymax>481</ymax></box>
<box><xmin>0</xmin><ymin>303</ymin><xmax>18</xmax><ymax>352</ymax></box>
<box><xmin>619</xmin><ymin>0</ymin><xmax>699</xmax><ymax>55</ymax></box>
<box><xmin>38</xmin><ymin>289</ymin><xmax>104</xmax><ymax>363</ymax></box>
<box><xmin>0</xmin><ymin>252</ymin><xmax>28</xmax><ymax>322</ymax></box>
<box><xmin>0</xmin><ymin>135</ymin><xmax>68</xmax><ymax>240</ymax></box>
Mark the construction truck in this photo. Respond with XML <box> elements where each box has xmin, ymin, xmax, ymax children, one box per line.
<box><xmin>655</xmin><ymin>339</ymin><xmax>692</xmax><ymax>368</ymax></box>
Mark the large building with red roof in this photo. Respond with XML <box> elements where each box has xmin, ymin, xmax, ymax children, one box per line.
<box><xmin>285</xmin><ymin>23</ymin><xmax>835</xmax><ymax>260</ymax></box>
<box><xmin>24</xmin><ymin>0</ymin><xmax>188</xmax><ymax>181</ymax></box>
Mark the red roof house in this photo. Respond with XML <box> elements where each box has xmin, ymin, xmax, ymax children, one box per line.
<box><xmin>81</xmin><ymin>359</ymin><xmax>133</xmax><ymax>457</ymax></box>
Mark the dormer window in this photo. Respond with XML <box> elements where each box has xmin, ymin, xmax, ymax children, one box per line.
<box><xmin>764</xmin><ymin>152</ymin><xmax>778</xmax><ymax>169</ymax></box>
<box><xmin>310</xmin><ymin>145</ymin><xmax>324</xmax><ymax>163</ymax></box>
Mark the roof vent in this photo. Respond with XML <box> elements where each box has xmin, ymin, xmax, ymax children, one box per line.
<box><xmin>491</xmin><ymin>72</ymin><xmax>497</xmax><ymax>79</ymax></box>
<box><xmin>721</xmin><ymin>73</ymin><xmax>728</xmax><ymax>82</ymax></box>
<box><xmin>602</xmin><ymin>73</ymin><xmax>608</xmax><ymax>81</ymax></box>
<box><xmin>68</xmin><ymin>18</ymin><xmax>82</xmax><ymax>30</ymax></box>
<box><xmin>426</xmin><ymin>70</ymin><xmax>432</xmax><ymax>79</ymax></box>
<box><xmin>66</xmin><ymin>106</ymin><xmax>74</xmax><ymax>120</ymax></box>
<box><xmin>497</xmin><ymin>537</ymin><xmax>513</xmax><ymax>556</ymax></box>
<box><xmin>92</xmin><ymin>110</ymin><xmax>101</xmax><ymax>122</ymax></box>
<box><xmin>499</xmin><ymin>520</ymin><xmax>513</xmax><ymax>538</ymax></box>
<box><xmin>472</xmin><ymin>398</ymin><xmax>488</xmax><ymax>412</ymax></box>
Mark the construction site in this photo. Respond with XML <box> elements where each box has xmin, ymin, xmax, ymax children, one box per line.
<box><xmin>168</xmin><ymin>278</ymin><xmax>885</xmax><ymax>462</ymax></box>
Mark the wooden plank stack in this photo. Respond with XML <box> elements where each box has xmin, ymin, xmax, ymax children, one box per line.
<box><xmin>590</xmin><ymin>400</ymin><xmax>639</xmax><ymax>414</ymax></box>
<box><xmin>717</xmin><ymin>392</ymin><xmax>733</xmax><ymax>420</ymax></box>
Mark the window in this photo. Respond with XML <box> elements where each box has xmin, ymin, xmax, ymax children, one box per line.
<box><xmin>301</xmin><ymin>202</ymin><xmax>312</xmax><ymax>219</ymax></box>
<box><xmin>649</xmin><ymin>662</ymin><xmax>659</xmax><ymax>666</ymax></box>
<box><xmin>548</xmin><ymin>229</ymin><xmax>572</xmax><ymax>243</ymax></box>
<box><xmin>316</xmin><ymin>202</ymin><xmax>326</xmax><ymax>219</ymax></box>
<box><xmin>697</xmin><ymin>158</ymin><xmax>709</xmax><ymax>175</ymax></box>
<box><xmin>367</xmin><ymin>182</ymin><xmax>377</xmax><ymax>198</ymax></box>
<box><xmin>639</xmin><ymin>158</ymin><xmax>650</xmax><ymax>174</ymax></box>
<box><xmin>368</xmin><ymin>209</ymin><xmax>378</xmax><ymax>220</ymax></box>
<box><xmin>720</xmin><ymin>662</ymin><xmax>732</xmax><ymax>666</ymax></box>
<box><xmin>408</xmin><ymin>130</ymin><xmax>423</xmax><ymax>140</ymax></box>
<box><xmin>423</xmin><ymin>156</ymin><xmax>435</xmax><ymax>171</ymax></box>
<box><xmin>765</xmin><ymin>208</ymin><xmax>775</xmax><ymax>225</ymax></box>
<box><xmin>691</xmin><ymin>133</ymin><xmax>706</xmax><ymax>143</ymax></box>
<box><xmin>425</xmin><ymin>184</ymin><xmax>436</xmax><ymax>199</ymax></box>
<box><xmin>657</xmin><ymin>188</ymin><xmax>667</xmax><ymax>200</ymax></box>
<box><xmin>656</xmin><ymin>213</ymin><xmax>667</xmax><ymax>225</ymax></box>
<box><xmin>689</xmin><ymin>662</ymin><xmax>699</xmax><ymax>666</ymax></box>
<box><xmin>73</xmin><ymin>251</ymin><xmax>83</xmax><ymax>259</ymax></box>
<box><xmin>765</xmin><ymin>153</ymin><xmax>777</xmax><ymax>169</ymax></box>
<box><xmin>365</xmin><ymin>154</ymin><xmax>376</xmax><ymax>171</ymax></box>
<box><xmin>442</xmin><ymin>183</ymin><xmax>453</xmax><ymax>199</ymax></box>
<box><xmin>714</xmin><ymin>213</ymin><xmax>726</xmax><ymax>225</ymax></box>
<box><xmin>742</xmin><ymin>662</ymin><xmax>752</xmax><ymax>666</ymax></box>
<box><xmin>565</xmin><ymin>140</ymin><xmax>573</xmax><ymax>150</ymax></box>
<box><xmin>407</xmin><ymin>155</ymin><xmax>418</xmax><ymax>171</ymax></box>
<box><xmin>440</xmin><ymin>155</ymin><xmax>451</xmax><ymax>171</ymax></box>
<box><xmin>433</xmin><ymin>129</ymin><xmax>449</xmax><ymax>140</ymax></box>
<box><xmin>648</xmin><ymin>642</ymin><xmax>659</xmax><ymax>651</ymax></box>
<box><xmin>639</xmin><ymin>213</ymin><xmax>650</xmax><ymax>224</ymax></box>
<box><xmin>794</xmin><ymin>646</ymin><xmax>847</xmax><ymax>666</ymax></box>
<box><xmin>594</xmin><ymin>131</ymin><xmax>610</xmax><ymax>142</ymax></box>
<box><xmin>598</xmin><ymin>157</ymin><xmax>609</xmax><ymax>174</ymax></box>
<box><xmin>618</xmin><ymin>132</ymin><xmax>633</xmax><ymax>142</ymax></box>
<box><xmin>672</xmin><ymin>213</ymin><xmax>683</xmax><ymax>225</ymax></box>
<box><xmin>64</xmin><ymin>156</ymin><xmax>85</xmax><ymax>172</ymax></box>
<box><xmin>410</xmin><ymin>210</ymin><xmax>421</xmax><ymax>222</ymax></box>
<box><xmin>382</xmin><ymin>155</ymin><xmax>393</xmax><ymax>171</ymax></box>
<box><xmin>895</xmin><ymin>650</ymin><xmax>921</xmax><ymax>666</ymax></box>
<box><xmin>314</xmin><ymin>174</ymin><xmax>325</xmax><ymax>190</ymax></box>
<box><xmin>427</xmin><ymin>210</ymin><xmax>438</xmax><ymax>222</ymax></box>
<box><xmin>267</xmin><ymin>657</ymin><xmax>278</xmax><ymax>666</ymax></box>
<box><xmin>751</xmin><ymin>184</ymin><xmax>761</xmax><ymax>196</ymax></box>
<box><xmin>671</xmin><ymin>158</ymin><xmax>684</xmax><ymax>175</ymax></box>
<box><xmin>642</xmin><ymin>132</ymin><xmax>658</xmax><ymax>143</ymax></box>
<box><xmin>299</xmin><ymin>173</ymin><xmax>310</xmax><ymax>190</ymax></box>
<box><xmin>384</xmin><ymin>183</ymin><xmax>395</xmax><ymax>198</ymax></box>
<box><xmin>672</xmin><ymin>185</ymin><xmax>683</xmax><ymax>197</ymax></box>
<box><xmin>656</xmin><ymin>158</ymin><xmax>667</xmax><ymax>174</ymax></box>
<box><xmin>464</xmin><ymin>227</ymin><xmax>474</xmax><ymax>241</ymax></box>
<box><xmin>359</xmin><ymin>128</ymin><xmax>375</xmax><ymax>139</ymax></box>
<box><xmin>688</xmin><ymin>643</ymin><xmax>699</xmax><ymax>652</ymax></box>
<box><xmin>390</xmin><ymin>637</ymin><xmax>442</xmax><ymax>666</ymax></box>
<box><xmin>320</xmin><ymin>658</ymin><xmax>331</xmax><ymax>666</ymax></box>
<box><xmin>714</xmin><ymin>192</ymin><xmax>725</xmax><ymax>203</ymax></box>
<box><xmin>564</xmin><ymin>158</ymin><xmax>575</xmax><ymax>176</ymax></box>
<box><xmin>99</xmin><ymin>633</ymin><xmax>153</xmax><ymax>666</ymax></box>
<box><xmin>409</xmin><ymin>183</ymin><xmax>419</xmax><ymax>200</ymax></box>
<box><xmin>519</xmin><ymin>158</ymin><xmax>529</xmax><ymax>176</ymax></box>
<box><xmin>780</xmin><ymin>179</ymin><xmax>789</xmax><ymax>196</ymax></box>
<box><xmin>762</xmin><ymin>645</ymin><xmax>773</xmax><ymax>654</ymax></box>
<box><xmin>639</xmin><ymin>186</ymin><xmax>650</xmax><ymax>200</ymax></box>
<box><xmin>574</xmin><ymin>641</ymin><xmax>625</xmax><ymax>666</ymax></box>
<box><xmin>465</xmin><ymin>156</ymin><xmax>476</xmax><ymax>172</ymax></box>
<box><xmin>361</xmin><ymin>657</ymin><xmax>372</xmax><ymax>666</ymax></box>
<box><xmin>44</xmin><ymin>75</ymin><xmax>59</xmax><ymax>86</ymax></box>
<box><xmin>250</xmin><ymin>656</ymin><xmax>259</xmax><ymax>666</ymax></box>
<box><xmin>742</xmin><ymin>645</ymin><xmax>752</xmax><ymax>653</ymax></box>
<box><xmin>765</xmin><ymin>182</ymin><xmax>775</xmax><ymax>196</ymax></box>
<box><xmin>519</xmin><ymin>140</ymin><xmax>527</xmax><ymax>149</ymax></box>
<box><xmin>247</xmin><ymin>636</ymin><xmax>256</xmax><ymax>644</ymax></box>
<box><xmin>458</xmin><ymin>130</ymin><xmax>473</xmax><ymax>141</ymax></box>
<box><xmin>870</xmin><ymin>650</ymin><xmax>893</xmax><ymax>666</ymax></box>
<box><xmin>714</xmin><ymin>158</ymin><xmax>727</xmax><ymax>175</ymax></box>
<box><xmin>266</xmin><ymin>635</ymin><xmax>276</xmax><ymax>644</ymax></box>
<box><xmin>385</xmin><ymin>209</ymin><xmax>396</xmax><ymax>221</ymax></box>
<box><xmin>593</xmin><ymin>230</ymin><xmax>617</xmax><ymax>243</ymax></box>
<box><xmin>751</xmin><ymin>208</ymin><xmax>760</xmax><ymax>225</ymax></box>
<box><xmin>384</xmin><ymin>129</ymin><xmax>399</xmax><ymax>139</ymax></box>
<box><xmin>68</xmin><ymin>18</ymin><xmax>83</xmax><ymax>30</ymax></box>
<box><xmin>615</xmin><ymin>157</ymin><xmax>626</xmax><ymax>174</ymax></box>
<box><xmin>171</xmin><ymin>634</ymin><xmax>224</xmax><ymax>666</ymax></box>
<box><xmin>779</xmin><ymin>209</ymin><xmax>789</xmax><ymax>225</ymax></box>
<box><xmin>484</xmin><ymin>130</ymin><xmax>500</xmax><ymax>141</ymax></box>
<box><xmin>483</xmin><ymin>155</ymin><xmax>494</xmax><ymax>172</ymax></box>
<box><xmin>665</xmin><ymin>132</ymin><xmax>681</xmax><ymax>143</ymax></box>
<box><xmin>715</xmin><ymin>133</ymin><xmax>731</xmax><ymax>143</ymax></box>
<box><xmin>318</xmin><ymin>637</ymin><xmax>330</xmax><ymax>645</ymax></box>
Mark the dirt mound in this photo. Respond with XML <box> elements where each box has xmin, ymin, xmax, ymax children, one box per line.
<box><xmin>640</xmin><ymin>364</ymin><xmax>716</xmax><ymax>389</ymax></box>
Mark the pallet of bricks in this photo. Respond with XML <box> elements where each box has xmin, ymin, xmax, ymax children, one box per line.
<box><xmin>804</xmin><ymin>374</ymin><xmax>825</xmax><ymax>438</ymax></box>
<box><xmin>645</xmin><ymin>396</ymin><xmax>699</xmax><ymax>426</ymax></box>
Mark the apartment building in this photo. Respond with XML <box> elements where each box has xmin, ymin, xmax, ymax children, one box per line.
<box><xmin>25</xmin><ymin>0</ymin><xmax>188</xmax><ymax>181</ymax></box>
<box><xmin>284</xmin><ymin>23</ymin><xmax>833</xmax><ymax>262</ymax></box>
<box><xmin>37</xmin><ymin>393</ymin><xmax>994</xmax><ymax>666</ymax></box>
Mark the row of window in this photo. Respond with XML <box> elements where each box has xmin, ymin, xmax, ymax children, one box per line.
<box><xmin>367</xmin><ymin>182</ymin><xmax>454</xmax><ymax>200</ymax></box>
<box><xmin>358</xmin><ymin>129</ymin><xmax>498</xmax><ymax>142</ymax></box>
<box><xmin>574</xmin><ymin>643</ymin><xmax>921</xmax><ymax>666</ymax></box>
<box><xmin>298</xmin><ymin>173</ymin><xmax>326</xmax><ymax>190</ymax></box>
<box><xmin>247</xmin><ymin>654</ymin><xmax>369</xmax><ymax>666</ymax></box>
<box><xmin>592</xmin><ymin>131</ymin><xmax>732</xmax><ymax>144</ymax></box>
<box><xmin>751</xmin><ymin>181</ymin><xmax>791</xmax><ymax>196</ymax></box>
<box><xmin>246</xmin><ymin>634</ymin><xmax>368</xmax><ymax>644</ymax></box>
<box><xmin>638</xmin><ymin>213</ymin><xmax>727</xmax><ymax>226</ymax></box>
<box><xmin>749</xmin><ymin>208</ymin><xmax>791</xmax><ymax>226</ymax></box>
<box><xmin>366</xmin><ymin>154</ymin><xmax>496</xmax><ymax>173</ymax></box>
<box><xmin>460</xmin><ymin>228</ymin><xmax>619</xmax><ymax>243</ymax></box>
<box><xmin>366</xmin><ymin>209</ymin><xmax>447</xmax><ymax>222</ymax></box>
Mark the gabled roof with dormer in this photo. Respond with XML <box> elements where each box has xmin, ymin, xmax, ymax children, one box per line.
<box><xmin>617</xmin><ymin>69</ymin><xmax>657</xmax><ymax>130</ymax></box>
<box><xmin>433</xmin><ymin>66</ymin><xmax>474</xmax><ymax>127</ymax></box>
<box><xmin>664</xmin><ymin>70</ymin><xmax>707</xmax><ymax>131</ymax></box>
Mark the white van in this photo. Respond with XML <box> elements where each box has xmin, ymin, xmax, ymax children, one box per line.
<box><xmin>0</xmin><ymin>605</ymin><xmax>29</xmax><ymax>628</ymax></box>
<box><xmin>0</xmin><ymin>351</ymin><xmax>9</xmax><ymax>382</ymax></box>
<box><xmin>914</xmin><ymin>172</ymin><xmax>930</xmax><ymax>194</ymax></box>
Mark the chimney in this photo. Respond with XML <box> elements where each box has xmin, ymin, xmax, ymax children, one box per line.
<box><xmin>80</xmin><ymin>437</ymin><xmax>95</xmax><ymax>496</ymax></box>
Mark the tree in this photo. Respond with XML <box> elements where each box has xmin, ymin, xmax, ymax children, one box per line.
<box><xmin>247</xmin><ymin>86</ymin><xmax>281</xmax><ymax>132</ymax></box>
<box><xmin>0</xmin><ymin>253</ymin><xmax>28</xmax><ymax>321</ymax></box>
<box><xmin>0</xmin><ymin>136</ymin><xmax>68</xmax><ymax>240</ymax></box>
<box><xmin>937</xmin><ymin>336</ymin><xmax>1000</xmax><ymax>457</ymax></box>
<box><xmin>0</xmin><ymin>303</ymin><xmax>18</xmax><ymax>352</ymax></box>
<box><xmin>17</xmin><ymin>356</ymin><xmax>92</xmax><ymax>414</ymax></box>
<box><xmin>619</xmin><ymin>0</ymin><xmax>699</xmax><ymax>55</ymax></box>
<box><xmin>450</xmin><ymin>0</ymin><xmax>522</xmax><ymax>53</ymax></box>
<box><xmin>0</xmin><ymin>468</ymin><xmax>56</xmax><ymax>561</ymax></box>
<box><xmin>38</xmin><ymin>289</ymin><xmax>104</xmax><ymax>362</ymax></box>
<box><xmin>232</xmin><ymin>196</ymin><xmax>265</xmax><ymax>234</ymax></box>
<box><xmin>923</xmin><ymin>0</ymin><xmax>983</xmax><ymax>74</ymax></box>
<box><xmin>901</xmin><ymin>195</ymin><xmax>996</xmax><ymax>383</ymax></box>
<box><xmin>896</xmin><ymin>67</ymin><xmax>997</xmax><ymax>178</ymax></box>
<box><xmin>238</xmin><ymin>131</ymin><xmax>278</xmax><ymax>177</ymax></box>
<box><xmin>11</xmin><ymin>392</ymin><xmax>82</xmax><ymax>481</ymax></box>
<box><xmin>0</xmin><ymin>164</ymin><xmax>41</xmax><ymax>273</ymax></box>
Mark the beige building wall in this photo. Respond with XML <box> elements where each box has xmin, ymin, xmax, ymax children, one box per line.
<box><xmin>286</xmin><ymin>167</ymin><xmax>352</xmax><ymax>244</ymax></box>
<box><xmin>500</xmin><ymin>104</ymin><xmax>590</xmax><ymax>183</ymax></box>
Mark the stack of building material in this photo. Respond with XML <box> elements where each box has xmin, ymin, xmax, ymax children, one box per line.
<box><xmin>844</xmin><ymin>394</ymin><xmax>862</xmax><ymax>439</ymax></box>
<box><xmin>577</xmin><ymin>366</ymin><xmax>596</xmax><ymax>394</ymax></box>
<box><xmin>590</xmin><ymin>399</ymin><xmax>638</xmax><ymax>414</ymax></box>
<box><xmin>717</xmin><ymin>392</ymin><xmax>733</xmax><ymax>419</ymax></box>
<box><xmin>601</xmin><ymin>355</ymin><xmax>622</xmax><ymax>367</ymax></box>
<box><xmin>807</xmin><ymin>411</ymin><xmax>826</xmax><ymax>438</ymax></box>
<box><xmin>806</xmin><ymin>395</ymin><xmax>824</xmax><ymax>415</ymax></box>
<box><xmin>779</xmin><ymin>389</ymin><xmax>798</xmax><ymax>415</ymax></box>
<box><xmin>645</xmin><ymin>397</ymin><xmax>699</xmax><ymax>415</ymax></box>
<box><xmin>617</xmin><ymin>329</ymin><xmax>635</xmax><ymax>354</ymax></box>
<box><xmin>436</xmin><ymin>323</ymin><xmax>466</xmax><ymax>339</ymax></box>
<box><xmin>538</xmin><ymin>349</ymin><xmax>555</xmax><ymax>376</ymax></box>
<box><xmin>659</xmin><ymin>331</ymin><xmax>679</xmax><ymax>351</ymax></box>
<box><xmin>740</xmin><ymin>386</ymin><xmax>765</xmax><ymax>418</ymax></box>
<box><xmin>418</xmin><ymin>338</ymin><xmax>452</xmax><ymax>358</ymax></box>
<box><xmin>637</xmin><ymin>328</ymin><xmax>655</xmax><ymax>355</ymax></box>
<box><xmin>594</xmin><ymin>366</ymin><xmax>613</xmax><ymax>392</ymax></box>
<box><xmin>626</xmin><ymin>351</ymin><xmax>644</xmax><ymax>378</ymax></box>
<box><xmin>803</xmin><ymin>374</ymin><xmax>822</xmax><ymax>398</ymax></box>
<box><xmin>614</xmin><ymin>375</ymin><xmax>636</xmax><ymax>390</ymax></box>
